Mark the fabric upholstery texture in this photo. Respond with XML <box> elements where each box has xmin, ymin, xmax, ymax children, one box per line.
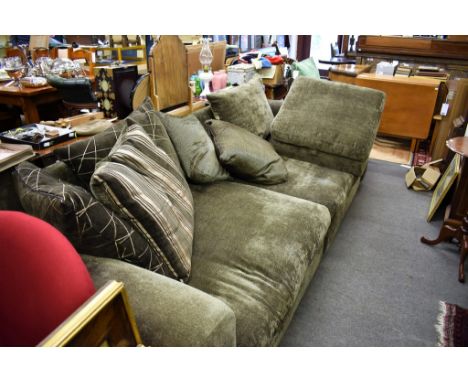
<box><xmin>271</xmin><ymin>139</ymin><xmax>369</xmax><ymax>178</ymax></box>
<box><xmin>271</xmin><ymin>77</ymin><xmax>385</xmax><ymax>177</ymax></box>
<box><xmin>207</xmin><ymin>78</ymin><xmax>274</xmax><ymax>137</ymax></box>
<box><xmin>14</xmin><ymin>161</ymin><xmax>161</xmax><ymax>271</ymax></box>
<box><xmin>0</xmin><ymin>211</ymin><xmax>95</xmax><ymax>346</ymax></box>
<box><xmin>207</xmin><ymin>119</ymin><xmax>287</xmax><ymax>185</ymax></box>
<box><xmin>83</xmin><ymin>255</ymin><xmax>236</xmax><ymax>346</ymax></box>
<box><xmin>188</xmin><ymin>181</ymin><xmax>330</xmax><ymax>346</ymax></box>
<box><xmin>54</xmin><ymin>97</ymin><xmax>182</xmax><ymax>187</ymax></box>
<box><xmin>236</xmin><ymin>157</ymin><xmax>359</xmax><ymax>247</ymax></box>
<box><xmin>90</xmin><ymin>125</ymin><xmax>194</xmax><ymax>281</ymax></box>
<box><xmin>158</xmin><ymin>113</ymin><xmax>229</xmax><ymax>183</ymax></box>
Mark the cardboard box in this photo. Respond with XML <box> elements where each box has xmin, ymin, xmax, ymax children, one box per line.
<box><xmin>262</xmin><ymin>64</ymin><xmax>284</xmax><ymax>86</ymax></box>
<box><xmin>405</xmin><ymin>159</ymin><xmax>442</xmax><ymax>191</ymax></box>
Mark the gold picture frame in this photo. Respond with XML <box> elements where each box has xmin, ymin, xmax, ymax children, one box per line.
<box><xmin>39</xmin><ymin>280</ymin><xmax>142</xmax><ymax>347</ymax></box>
<box><xmin>427</xmin><ymin>154</ymin><xmax>461</xmax><ymax>221</ymax></box>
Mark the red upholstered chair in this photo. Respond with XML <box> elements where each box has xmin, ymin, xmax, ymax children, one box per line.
<box><xmin>0</xmin><ymin>211</ymin><xmax>96</xmax><ymax>346</ymax></box>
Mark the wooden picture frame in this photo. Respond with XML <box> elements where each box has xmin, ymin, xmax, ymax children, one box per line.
<box><xmin>427</xmin><ymin>154</ymin><xmax>461</xmax><ymax>221</ymax></box>
<box><xmin>39</xmin><ymin>280</ymin><xmax>143</xmax><ymax>347</ymax></box>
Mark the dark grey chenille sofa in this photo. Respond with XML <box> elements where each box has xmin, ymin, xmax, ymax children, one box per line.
<box><xmin>13</xmin><ymin>78</ymin><xmax>386</xmax><ymax>346</ymax></box>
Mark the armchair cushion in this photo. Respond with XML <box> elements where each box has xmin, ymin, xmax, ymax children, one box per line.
<box><xmin>207</xmin><ymin>78</ymin><xmax>274</xmax><ymax>138</ymax></box>
<box><xmin>271</xmin><ymin>77</ymin><xmax>385</xmax><ymax>177</ymax></box>
<box><xmin>158</xmin><ymin>113</ymin><xmax>229</xmax><ymax>184</ymax></box>
<box><xmin>13</xmin><ymin>161</ymin><xmax>160</xmax><ymax>271</ymax></box>
<box><xmin>206</xmin><ymin>119</ymin><xmax>287</xmax><ymax>185</ymax></box>
<box><xmin>90</xmin><ymin>125</ymin><xmax>194</xmax><ymax>281</ymax></box>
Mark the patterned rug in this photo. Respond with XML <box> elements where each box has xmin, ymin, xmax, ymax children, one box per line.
<box><xmin>436</xmin><ymin>301</ymin><xmax>468</xmax><ymax>346</ymax></box>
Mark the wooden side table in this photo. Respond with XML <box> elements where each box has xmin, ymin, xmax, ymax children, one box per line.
<box><xmin>421</xmin><ymin>136</ymin><xmax>468</xmax><ymax>282</ymax></box>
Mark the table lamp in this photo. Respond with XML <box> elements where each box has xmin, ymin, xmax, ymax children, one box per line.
<box><xmin>198</xmin><ymin>38</ymin><xmax>213</xmax><ymax>98</ymax></box>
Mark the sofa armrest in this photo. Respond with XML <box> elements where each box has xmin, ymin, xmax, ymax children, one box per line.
<box><xmin>82</xmin><ymin>255</ymin><xmax>236</xmax><ymax>346</ymax></box>
<box><xmin>268</xmin><ymin>99</ymin><xmax>283</xmax><ymax>116</ymax></box>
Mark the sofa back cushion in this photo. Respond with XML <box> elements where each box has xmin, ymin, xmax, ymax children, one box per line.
<box><xmin>207</xmin><ymin>78</ymin><xmax>274</xmax><ymax>138</ymax></box>
<box><xmin>90</xmin><ymin>124</ymin><xmax>194</xmax><ymax>281</ymax></box>
<box><xmin>207</xmin><ymin>119</ymin><xmax>287</xmax><ymax>185</ymax></box>
<box><xmin>13</xmin><ymin>161</ymin><xmax>161</xmax><ymax>272</ymax></box>
<box><xmin>271</xmin><ymin>77</ymin><xmax>385</xmax><ymax>175</ymax></box>
<box><xmin>158</xmin><ymin>113</ymin><xmax>229</xmax><ymax>184</ymax></box>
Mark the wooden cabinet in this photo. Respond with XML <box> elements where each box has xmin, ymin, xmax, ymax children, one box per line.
<box><xmin>330</xmin><ymin>67</ymin><xmax>442</xmax><ymax>150</ymax></box>
<box><xmin>354</xmin><ymin>74</ymin><xmax>441</xmax><ymax>142</ymax></box>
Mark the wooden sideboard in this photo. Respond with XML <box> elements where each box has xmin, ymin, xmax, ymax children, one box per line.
<box><xmin>330</xmin><ymin>66</ymin><xmax>441</xmax><ymax>151</ymax></box>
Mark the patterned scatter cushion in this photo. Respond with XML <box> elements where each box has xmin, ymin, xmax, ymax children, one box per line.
<box><xmin>207</xmin><ymin>78</ymin><xmax>274</xmax><ymax>138</ymax></box>
<box><xmin>13</xmin><ymin>161</ymin><xmax>161</xmax><ymax>271</ymax></box>
<box><xmin>90</xmin><ymin>124</ymin><xmax>194</xmax><ymax>281</ymax></box>
<box><xmin>54</xmin><ymin>119</ymin><xmax>126</xmax><ymax>187</ymax></box>
<box><xmin>158</xmin><ymin>112</ymin><xmax>229</xmax><ymax>184</ymax></box>
<box><xmin>54</xmin><ymin>97</ymin><xmax>182</xmax><ymax>187</ymax></box>
<box><xmin>206</xmin><ymin>119</ymin><xmax>288</xmax><ymax>185</ymax></box>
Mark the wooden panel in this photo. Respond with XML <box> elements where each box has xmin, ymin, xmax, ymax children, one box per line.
<box><xmin>431</xmin><ymin>79</ymin><xmax>468</xmax><ymax>160</ymax></box>
<box><xmin>357</xmin><ymin>35</ymin><xmax>468</xmax><ymax>61</ymax></box>
<box><xmin>354</xmin><ymin>73</ymin><xmax>441</xmax><ymax>140</ymax></box>
<box><xmin>149</xmin><ymin>36</ymin><xmax>190</xmax><ymax>110</ymax></box>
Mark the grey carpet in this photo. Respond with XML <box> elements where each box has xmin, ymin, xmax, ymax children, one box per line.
<box><xmin>281</xmin><ymin>159</ymin><xmax>468</xmax><ymax>346</ymax></box>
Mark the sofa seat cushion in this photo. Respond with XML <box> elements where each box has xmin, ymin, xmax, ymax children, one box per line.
<box><xmin>188</xmin><ymin>182</ymin><xmax>330</xmax><ymax>346</ymax></box>
<box><xmin>251</xmin><ymin>157</ymin><xmax>357</xmax><ymax>221</ymax></box>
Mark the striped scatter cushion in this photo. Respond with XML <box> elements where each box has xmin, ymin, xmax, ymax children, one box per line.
<box><xmin>90</xmin><ymin>124</ymin><xmax>194</xmax><ymax>281</ymax></box>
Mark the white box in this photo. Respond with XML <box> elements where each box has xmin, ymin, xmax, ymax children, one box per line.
<box><xmin>376</xmin><ymin>61</ymin><xmax>397</xmax><ymax>76</ymax></box>
<box><xmin>227</xmin><ymin>64</ymin><xmax>256</xmax><ymax>85</ymax></box>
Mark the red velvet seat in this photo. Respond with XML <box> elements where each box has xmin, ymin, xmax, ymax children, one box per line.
<box><xmin>0</xmin><ymin>211</ymin><xmax>95</xmax><ymax>346</ymax></box>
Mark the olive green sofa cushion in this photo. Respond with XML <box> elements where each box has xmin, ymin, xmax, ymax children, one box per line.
<box><xmin>207</xmin><ymin>78</ymin><xmax>274</xmax><ymax>138</ymax></box>
<box><xmin>270</xmin><ymin>77</ymin><xmax>385</xmax><ymax>177</ymax></box>
<box><xmin>188</xmin><ymin>181</ymin><xmax>331</xmax><ymax>346</ymax></box>
<box><xmin>236</xmin><ymin>157</ymin><xmax>359</xmax><ymax>247</ymax></box>
<box><xmin>207</xmin><ymin>119</ymin><xmax>288</xmax><ymax>185</ymax></box>
<box><xmin>158</xmin><ymin>113</ymin><xmax>229</xmax><ymax>184</ymax></box>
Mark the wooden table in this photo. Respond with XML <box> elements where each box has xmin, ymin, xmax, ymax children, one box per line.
<box><xmin>421</xmin><ymin>136</ymin><xmax>468</xmax><ymax>282</ymax></box>
<box><xmin>330</xmin><ymin>68</ymin><xmax>442</xmax><ymax>152</ymax></box>
<box><xmin>0</xmin><ymin>84</ymin><xmax>62</xmax><ymax>124</ymax></box>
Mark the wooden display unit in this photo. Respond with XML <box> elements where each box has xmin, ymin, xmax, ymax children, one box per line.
<box><xmin>357</xmin><ymin>35</ymin><xmax>468</xmax><ymax>63</ymax></box>
<box><xmin>148</xmin><ymin>36</ymin><xmax>226</xmax><ymax>111</ymax></box>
